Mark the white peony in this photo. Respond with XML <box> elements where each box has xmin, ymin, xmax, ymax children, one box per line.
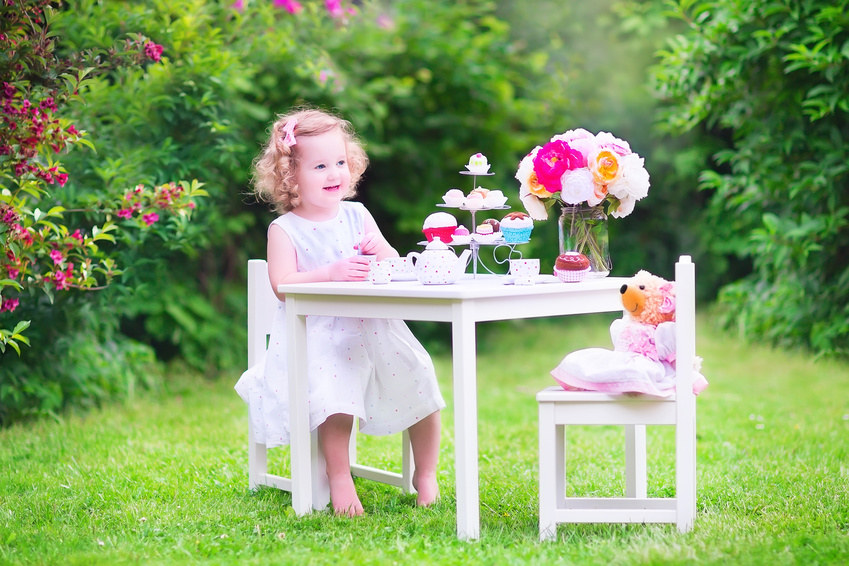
<box><xmin>516</xmin><ymin>146</ymin><xmax>551</xmax><ymax>220</ymax></box>
<box><xmin>607</xmin><ymin>153</ymin><xmax>650</xmax><ymax>201</ymax></box>
<box><xmin>520</xmin><ymin>193</ymin><xmax>549</xmax><ymax>221</ymax></box>
<box><xmin>515</xmin><ymin>147</ymin><xmax>540</xmax><ymax>196</ymax></box>
<box><xmin>559</xmin><ymin>168</ymin><xmax>595</xmax><ymax>205</ymax></box>
<box><xmin>610</xmin><ymin>194</ymin><xmax>637</xmax><ymax>218</ymax></box>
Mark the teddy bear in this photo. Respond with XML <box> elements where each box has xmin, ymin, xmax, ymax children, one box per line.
<box><xmin>550</xmin><ymin>269</ymin><xmax>708</xmax><ymax>397</ymax></box>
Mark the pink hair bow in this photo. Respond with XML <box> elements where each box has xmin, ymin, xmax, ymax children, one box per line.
<box><xmin>281</xmin><ymin>119</ymin><xmax>297</xmax><ymax>148</ymax></box>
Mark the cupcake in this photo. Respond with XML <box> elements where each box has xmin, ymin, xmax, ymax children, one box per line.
<box><xmin>483</xmin><ymin>189</ymin><xmax>508</xmax><ymax>208</ymax></box>
<box><xmin>469</xmin><ymin>187</ymin><xmax>490</xmax><ymax>199</ymax></box>
<box><xmin>465</xmin><ymin>153</ymin><xmax>490</xmax><ymax>174</ymax></box>
<box><xmin>464</xmin><ymin>191</ymin><xmax>485</xmax><ymax>210</ymax></box>
<box><xmin>500</xmin><ymin>212</ymin><xmax>533</xmax><ymax>243</ymax></box>
<box><xmin>422</xmin><ymin>212</ymin><xmax>458</xmax><ymax>243</ymax></box>
<box><xmin>473</xmin><ymin>222</ymin><xmax>501</xmax><ymax>243</ymax></box>
<box><xmin>452</xmin><ymin>225</ymin><xmax>471</xmax><ymax>245</ymax></box>
<box><xmin>554</xmin><ymin>252</ymin><xmax>591</xmax><ymax>283</ymax></box>
<box><xmin>442</xmin><ymin>188</ymin><xmax>465</xmax><ymax>207</ymax></box>
<box><xmin>482</xmin><ymin>218</ymin><xmax>500</xmax><ymax>232</ymax></box>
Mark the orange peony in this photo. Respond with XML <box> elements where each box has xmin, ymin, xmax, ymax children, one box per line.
<box><xmin>589</xmin><ymin>150</ymin><xmax>621</xmax><ymax>185</ymax></box>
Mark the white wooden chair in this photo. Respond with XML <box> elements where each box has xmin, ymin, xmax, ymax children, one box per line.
<box><xmin>246</xmin><ymin>259</ymin><xmax>415</xmax><ymax>509</ymax></box>
<box><xmin>536</xmin><ymin>255</ymin><xmax>698</xmax><ymax>540</ymax></box>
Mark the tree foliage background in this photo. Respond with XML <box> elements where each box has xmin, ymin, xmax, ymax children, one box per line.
<box><xmin>653</xmin><ymin>0</ymin><xmax>849</xmax><ymax>358</ymax></box>
<box><xmin>2</xmin><ymin>0</ymin><xmax>847</xmax><ymax>424</ymax></box>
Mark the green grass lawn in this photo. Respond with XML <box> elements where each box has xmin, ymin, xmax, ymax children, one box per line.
<box><xmin>1</xmin><ymin>314</ymin><xmax>848</xmax><ymax>565</ymax></box>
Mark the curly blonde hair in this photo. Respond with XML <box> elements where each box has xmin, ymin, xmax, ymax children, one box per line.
<box><xmin>252</xmin><ymin>107</ymin><xmax>369</xmax><ymax>214</ymax></box>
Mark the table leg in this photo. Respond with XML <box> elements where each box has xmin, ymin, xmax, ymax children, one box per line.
<box><xmin>452</xmin><ymin>301</ymin><xmax>480</xmax><ymax>540</ymax></box>
<box><xmin>287</xmin><ymin>300</ymin><xmax>313</xmax><ymax>514</ymax></box>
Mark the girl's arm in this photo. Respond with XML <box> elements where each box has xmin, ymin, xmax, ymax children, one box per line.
<box><xmin>359</xmin><ymin>208</ymin><xmax>400</xmax><ymax>260</ymax></box>
<box><xmin>267</xmin><ymin>224</ymin><xmax>372</xmax><ymax>301</ymax></box>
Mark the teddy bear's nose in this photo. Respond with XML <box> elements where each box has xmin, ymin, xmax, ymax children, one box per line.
<box><xmin>620</xmin><ymin>284</ymin><xmax>627</xmax><ymax>294</ymax></box>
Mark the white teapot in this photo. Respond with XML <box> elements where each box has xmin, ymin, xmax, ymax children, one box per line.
<box><xmin>407</xmin><ymin>237</ymin><xmax>472</xmax><ymax>285</ymax></box>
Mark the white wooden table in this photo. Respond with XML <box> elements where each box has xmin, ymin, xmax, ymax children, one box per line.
<box><xmin>279</xmin><ymin>273</ymin><xmax>627</xmax><ymax>540</ymax></box>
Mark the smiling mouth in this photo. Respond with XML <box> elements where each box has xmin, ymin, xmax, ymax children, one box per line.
<box><xmin>324</xmin><ymin>185</ymin><xmax>340</xmax><ymax>191</ymax></box>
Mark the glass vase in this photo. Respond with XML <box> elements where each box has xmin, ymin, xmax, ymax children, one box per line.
<box><xmin>558</xmin><ymin>205</ymin><xmax>612</xmax><ymax>278</ymax></box>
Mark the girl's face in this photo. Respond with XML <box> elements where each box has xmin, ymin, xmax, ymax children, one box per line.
<box><xmin>292</xmin><ymin>129</ymin><xmax>351</xmax><ymax>218</ymax></box>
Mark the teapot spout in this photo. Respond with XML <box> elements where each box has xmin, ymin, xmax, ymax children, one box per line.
<box><xmin>458</xmin><ymin>249</ymin><xmax>472</xmax><ymax>270</ymax></box>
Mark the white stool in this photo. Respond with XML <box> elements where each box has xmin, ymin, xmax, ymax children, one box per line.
<box><xmin>537</xmin><ymin>256</ymin><xmax>698</xmax><ymax>540</ymax></box>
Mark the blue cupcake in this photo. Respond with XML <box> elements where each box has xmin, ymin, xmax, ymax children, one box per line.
<box><xmin>500</xmin><ymin>212</ymin><xmax>533</xmax><ymax>243</ymax></box>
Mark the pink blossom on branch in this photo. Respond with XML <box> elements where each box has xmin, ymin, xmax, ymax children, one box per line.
<box><xmin>144</xmin><ymin>42</ymin><xmax>164</xmax><ymax>62</ymax></box>
<box><xmin>49</xmin><ymin>249</ymin><xmax>63</xmax><ymax>265</ymax></box>
<box><xmin>53</xmin><ymin>269</ymin><xmax>69</xmax><ymax>290</ymax></box>
<box><xmin>0</xmin><ymin>298</ymin><xmax>19</xmax><ymax>313</ymax></box>
<box><xmin>273</xmin><ymin>0</ymin><xmax>302</xmax><ymax>14</ymax></box>
<box><xmin>143</xmin><ymin>212</ymin><xmax>159</xmax><ymax>226</ymax></box>
<box><xmin>325</xmin><ymin>0</ymin><xmax>344</xmax><ymax>18</ymax></box>
<box><xmin>376</xmin><ymin>14</ymin><xmax>394</xmax><ymax>29</ymax></box>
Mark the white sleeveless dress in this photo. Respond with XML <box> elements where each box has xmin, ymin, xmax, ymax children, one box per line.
<box><xmin>235</xmin><ymin>201</ymin><xmax>445</xmax><ymax>448</ymax></box>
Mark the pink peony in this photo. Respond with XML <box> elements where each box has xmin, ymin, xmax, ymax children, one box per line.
<box><xmin>551</xmin><ymin>128</ymin><xmax>595</xmax><ymax>167</ymax></box>
<box><xmin>532</xmin><ymin>140</ymin><xmax>583</xmax><ymax>194</ymax></box>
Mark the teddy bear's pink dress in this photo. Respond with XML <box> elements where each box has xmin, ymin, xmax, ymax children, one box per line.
<box><xmin>550</xmin><ymin>319</ymin><xmax>708</xmax><ymax>397</ymax></box>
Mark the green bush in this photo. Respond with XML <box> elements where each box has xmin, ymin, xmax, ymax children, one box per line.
<box><xmin>653</xmin><ymin>0</ymin><xmax>849</xmax><ymax>357</ymax></box>
<box><xmin>46</xmin><ymin>0</ymin><xmax>562</xmax><ymax>371</ymax></box>
<box><xmin>0</xmin><ymin>0</ymin><xmax>565</xmax><ymax>423</ymax></box>
<box><xmin>0</xmin><ymin>0</ymin><xmax>204</xmax><ymax>424</ymax></box>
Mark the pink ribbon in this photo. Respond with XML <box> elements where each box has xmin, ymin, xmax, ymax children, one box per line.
<box><xmin>281</xmin><ymin>119</ymin><xmax>297</xmax><ymax>148</ymax></box>
<box><xmin>659</xmin><ymin>282</ymin><xmax>676</xmax><ymax>313</ymax></box>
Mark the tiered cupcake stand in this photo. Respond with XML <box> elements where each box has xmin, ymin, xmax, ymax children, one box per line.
<box><xmin>426</xmin><ymin>168</ymin><xmax>530</xmax><ymax>278</ymax></box>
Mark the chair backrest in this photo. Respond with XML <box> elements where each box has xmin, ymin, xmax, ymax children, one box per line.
<box><xmin>674</xmin><ymin>255</ymin><xmax>697</xmax><ymax>526</ymax></box>
<box><xmin>674</xmin><ymin>255</ymin><xmax>696</xmax><ymax>403</ymax></box>
<box><xmin>247</xmin><ymin>259</ymin><xmax>278</xmax><ymax>368</ymax></box>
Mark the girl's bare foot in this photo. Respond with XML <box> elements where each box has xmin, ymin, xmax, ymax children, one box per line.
<box><xmin>328</xmin><ymin>472</ymin><xmax>363</xmax><ymax>516</ymax></box>
<box><xmin>412</xmin><ymin>470</ymin><xmax>440</xmax><ymax>507</ymax></box>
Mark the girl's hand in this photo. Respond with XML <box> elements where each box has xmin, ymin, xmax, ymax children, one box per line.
<box><xmin>358</xmin><ymin>232</ymin><xmax>387</xmax><ymax>256</ymax></box>
<box><xmin>359</xmin><ymin>232</ymin><xmax>399</xmax><ymax>259</ymax></box>
<box><xmin>328</xmin><ymin>256</ymin><xmax>372</xmax><ymax>281</ymax></box>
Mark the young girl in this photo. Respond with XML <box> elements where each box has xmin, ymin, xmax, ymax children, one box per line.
<box><xmin>235</xmin><ymin>108</ymin><xmax>445</xmax><ymax>516</ymax></box>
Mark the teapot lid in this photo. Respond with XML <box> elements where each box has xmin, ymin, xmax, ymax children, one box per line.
<box><xmin>425</xmin><ymin>237</ymin><xmax>451</xmax><ymax>251</ymax></box>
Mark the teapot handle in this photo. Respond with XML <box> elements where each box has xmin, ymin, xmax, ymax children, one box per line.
<box><xmin>406</xmin><ymin>251</ymin><xmax>421</xmax><ymax>265</ymax></box>
<box><xmin>459</xmin><ymin>249</ymin><xmax>472</xmax><ymax>269</ymax></box>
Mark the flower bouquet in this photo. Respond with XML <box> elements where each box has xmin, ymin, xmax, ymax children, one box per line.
<box><xmin>515</xmin><ymin>129</ymin><xmax>650</xmax><ymax>276</ymax></box>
